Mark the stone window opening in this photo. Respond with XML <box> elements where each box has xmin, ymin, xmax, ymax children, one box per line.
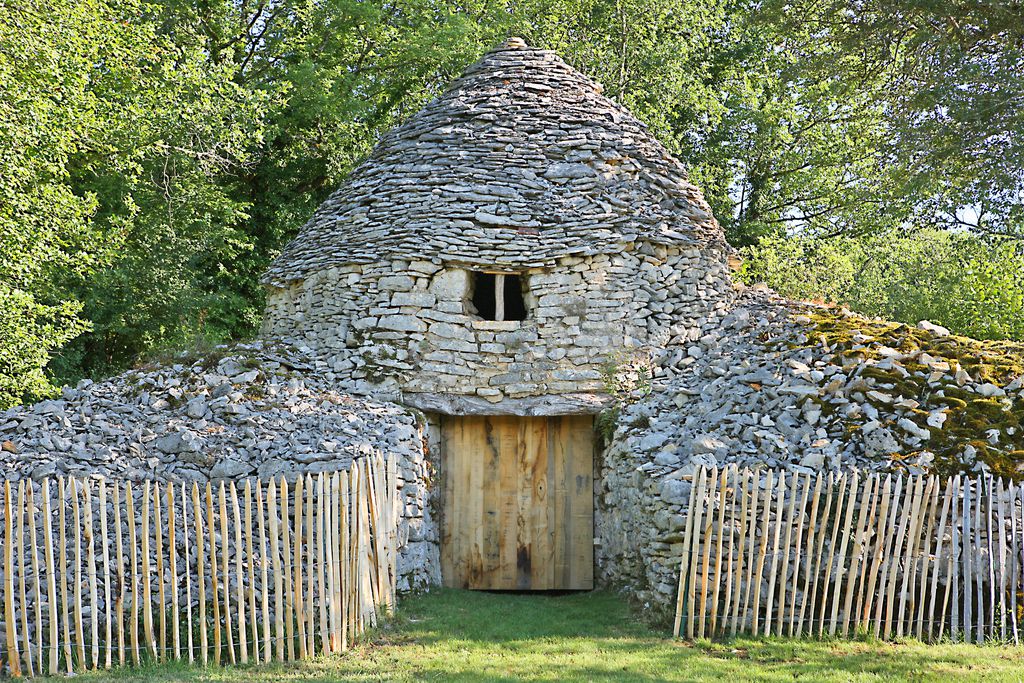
<box><xmin>470</xmin><ymin>272</ymin><xmax>527</xmax><ymax>321</ymax></box>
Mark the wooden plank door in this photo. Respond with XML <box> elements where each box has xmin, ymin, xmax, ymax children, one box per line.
<box><xmin>440</xmin><ymin>415</ymin><xmax>594</xmax><ymax>590</ymax></box>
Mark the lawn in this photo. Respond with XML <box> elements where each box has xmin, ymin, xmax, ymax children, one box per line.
<box><xmin>79</xmin><ymin>589</ymin><xmax>1024</xmax><ymax>682</ymax></box>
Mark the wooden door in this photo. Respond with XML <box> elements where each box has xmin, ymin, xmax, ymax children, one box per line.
<box><xmin>440</xmin><ymin>415</ymin><xmax>594</xmax><ymax>590</ymax></box>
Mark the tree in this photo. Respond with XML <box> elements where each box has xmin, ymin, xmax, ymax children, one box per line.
<box><xmin>742</xmin><ymin>230</ymin><xmax>1024</xmax><ymax>340</ymax></box>
<box><xmin>763</xmin><ymin>0</ymin><xmax>1024</xmax><ymax>240</ymax></box>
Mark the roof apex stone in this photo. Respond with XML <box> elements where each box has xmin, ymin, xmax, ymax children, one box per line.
<box><xmin>263</xmin><ymin>40</ymin><xmax>726</xmax><ymax>286</ymax></box>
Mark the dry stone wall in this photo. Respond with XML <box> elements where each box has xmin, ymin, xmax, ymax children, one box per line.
<box><xmin>262</xmin><ymin>243</ymin><xmax>734</xmax><ymax>405</ymax></box>
<box><xmin>0</xmin><ymin>342</ymin><xmax>440</xmax><ymax>591</ymax></box>
<box><xmin>598</xmin><ymin>287</ymin><xmax>1024</xmax><ymax>608</ymax></box>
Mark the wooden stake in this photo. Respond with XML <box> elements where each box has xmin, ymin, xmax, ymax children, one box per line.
<box><xmin>839</xmin><ymin>473</ymin><xmax>872</xmax><ymax>638</ymax></box>
<box><xmin>127</xmin><ymin>481</ymin><xmax>140</xmax><ymax>666</ymax></box>
<box><xmin>741</xmin><ymin>470</ymin><xmax>763</xmax><ymax>632</ymax></box>
<box><xmin>962</xmin><ymin>479</ymin><xmax>973</xmax><ymax>642</ymax></box>
<box><xmin>945</xmin><ymin>476</ymin><xmax>961</xmax><ymax>641</ymax></box>
<box><xmin>167</xmin><ymin>483</ymin><xmax>178</xmax><ymax>661</ymax></box>
<box><xmin>978</xmin><ymin>475</ymin><xmax>987</xmax><ymax>643</ymax></box>
<box><xmin>141</xmin><ymin>481</ymin><xmax>155</xmax><ymax>661</ymax></box>
<box><xmin>114</xmin><ymin>481</ymin><xmax>125</xmax><ymax>667</ymax></box>
<box><xmin>305</xmin><ymin>474</ymin><xmax>316</xmax><ymax>656</ymax></box>
<box><xmin>728</xmin><ymin>469</ymin><xmax>750</xmax><ymax>636</ymax></box>
<box><xmin>42</xmin><ymin>480</ymin><xmax>59</xmax><ymax>675</ymax></box>
<box><xmin>880</xmin><ymin>476</ymin><xmax>915</xmax><ymax>640</ymax></box>
<box><xmin>206</xmin><ymin>483</ymin><xmax>221</xmax><ymax>666</ymax></box>
<box><xmin>245</xmin><ymin>481</ymin><xmax>258</xmax><ymax>663</ymax></box>
<box><xmin>809</xmin><ymin>473</ymin><xmax>837</xmax><ymax>637</ymax></box>
<box><xmin>719</xmin><ymin>467</ymin><xmax>739</xmax><ymax>637</ymax></box>
<box><xmin>218</xmin><ymin>483</ymin><xmax>234</xmax><ymax>665</ymax></box>
<box><xmin>860</xmin><ymin>474</ymin><xmax>889</xmax><ymax>632</ymax></box>
<box><xmin>997</xmin><ymin>478</ymin><xmax>1009</xmax><ymax>642</ymax></box>
<box><xmin>787</xmin><ymin>473</ymin><xmax>811</xmax><ymax>636</ymax></box>
<box><xmin>709</xmin><ymin>467</ymin><xmax>729</xmax><ymax>636</ymax></box>
<box><xmin>344</xmin><ymin>470</ymin><xmax>353</xmax><ymax>648</ymax></box>
<box><xmin>4</xmin><ymin>481</ymin><xmax>21</xmax><ymax>678</ymax></box>
<box><xmin>697</xmin><ymin>467</ymin><xmax>719</xmax><ymax>639</ymax></box>
<box><xmin>1007</xmin><ymin>481</ymin><xmax>1015</xmax><ymax>647</ymax></box>
<box><xmin>192</xmin><ymin>483</ymin><xmax>207</xmax><ymax>666</ymax></box>
<box><xmin>60</xmin><ymin>478</ymin><xmax>74</xmax><ymax>673</ymax></box>
<box><xmin>929</xmin><ymin>477</ymin><xmax>953</xmax><ymax>639</ymax></box>
<box><xmin>685</xmin><ymin>467</ymin><xmax>708</xmax><ymax>639</ymax></box>
<box><xmin>751</xmin><ymin>470</ymin><xmax>774</xmax><ymax>636</ymax></box>
<box><xmin>27</xmin><ymin>485</ymin><xmax>43</xmax><ymax>674</ymax></box>
<box><xmin>915</xmin><ymin>476</ymin><xmax>941</xmax><ymax>641</ymax></box>
<box><xmin>257</xmin><ymin>481</ymin><xmax>271</xmax><ymax>663</ymax></box>
<box><xmin>152</xmin><ymin>482</ymin><xmax>165</xmax><ymax>663</ymax></box>
<box><xmin>763</xmin><ymin>473</ymin><xmax>786</xmax><ymax>637</ymax></box>
<box><xmin>807</xmin><ymin>473</ymin><xmax>835</xmax><ymax>636</ymax></box>
<box><xmin>870</xmin><ymin>475</ymin><xmax>902</xmax><ymax>637</ymax></box>
<box><xmin>900</xmin><ymin>476</ymin><xmax>926</xmax><ymax>638</ymax></box>
<box><xmin>317</xmin><ymin>474</ymin><xmax>329</xmax><ymax>654</ymax></box>
<box><xmin>231</xmin><ymin>483</ymin><xmax>247</xmax><ymax>664</ymax></box>
<box><xmin>796</xmin><ymin>473</ymin><xmax>823</xmax><ymax>637</ymax></box>
<box><xmin>775</xmin><ymin>470</ymin><xmax>798</xmax><ymax>636</ymax></box>
<box><xmin>181</xmin><ymin>484</ymin><xmax>193</xmax><ymax>664</ymax></box>
<box><xmin>17</xmin><ymin>480</ymin><xmax>34</xmax><ymax>677</ymax></box>
<box><xmin>99</xmin><ymin>481</ymin><xmax>112</xmax><ymax>668</ymax></box>
<box><xmin>324</xmin><ymin>473</ymin><xmax>337</xmax><ymax>653</ymax></box>
<box><xmin>83</xmin><ymin>481</ymin><xmax>99</xmax><ymax>669</ymax></box>
<box><xmin>72</xmin><ymin>478</ymin><xmax>86</xmax><ymax>668</ymax></box>
<box><xmin>672</xmin><ymin>466</ymin><xmax>701</xmax><ymax>638</ymax></box>
<box><xmin>842</xmin><ymin>474</ymin><xmax>875</xmax><ymax>637</ymax></box>
<box><xmin>818</xmin><ymin>473</ymin><xmax>850</xmax><ymax>637</ymax></box>
<box><xmin>281</xmin><ymin>477</ymin><xmax>295</xmax><ymax>661</ymax></box>
<box><xmin>269</xmin><ymin>480</ymin><xmax>284</xmax><ymax>662</ymax></box>
<box><xmin>895</xmin><ymin>476</ymin><xmax>925</xmax><ymax>638</ymax></box>
<box><xmin>294</xmin><ymin>476</ymin><xmax>306</xmax><ymax>659</ymax></box>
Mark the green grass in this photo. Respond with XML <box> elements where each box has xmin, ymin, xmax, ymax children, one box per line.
<box><xmin>79</xmin><ymin>589</ymin><xmax>1024</xmax><ymax>682</ymax></box>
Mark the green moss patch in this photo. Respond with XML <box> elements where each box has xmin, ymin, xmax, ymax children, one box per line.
<box><xmin>791</xmin><ymin>309</ymin><xmax>1024</xmax><ymax>479</ymax></box>
<box><xmin>804</xmin><ymin>311</ymin><xmax>1024</xmax><ymax>386</ymax></box>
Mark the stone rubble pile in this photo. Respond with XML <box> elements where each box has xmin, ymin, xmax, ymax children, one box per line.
<box><xmin>599</xmin><ymin>287</ymin><xmax>1024</xmax><ymax>606</ymax></box>
<box><xmin>0</xmin><ymin>341</ymin><xmax>439</xmax><ymax>590</ymax></box>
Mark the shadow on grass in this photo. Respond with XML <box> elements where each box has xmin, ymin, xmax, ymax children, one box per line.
<box><xmin>81</xmin><ymin>589</ymin><xmax>1024</xmax><ymax>682</ymax></box>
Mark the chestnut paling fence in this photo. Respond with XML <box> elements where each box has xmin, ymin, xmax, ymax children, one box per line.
<box><xmin>674</xmin><ymin>466</ymin><xmax>1024</xmax><ymax>644</ymax></box>
<box><xmin>0</xmin><ymin>453</ymin><xmax>399</xmax><ymax>677</ymax></box>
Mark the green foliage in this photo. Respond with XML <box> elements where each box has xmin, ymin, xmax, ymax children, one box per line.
<box><xmin>0</xmin><ymin>289</ymin><xmax>88</xmax><ymax>407</ymax></box>
<box><xmin>2</xmin><ymin>0</ymin><xmax>1022</xmax><ymax>407</ymax></box>
<box><xmin>765</xmin><ymin>0</ymin><xmax>1024</xmax><ymax>240</ymax></box>
<box><xmin>598</xmin><ymin>349</ymin><xmax>653</xmax><ymax>441</ymax></box>
<box><xmin>742</xmin><ymin>230</ymin><xmax>1024</xmax><ymax>341</ymax></box>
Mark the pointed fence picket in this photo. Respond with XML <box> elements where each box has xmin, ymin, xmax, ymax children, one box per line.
<box><xmin>674</xmin><ymin>466</ymin><xmax>1024</xmax><ymax>644</ymax></box>
<box><xmin>0</xmin><ymin>451</ymin><xmax>399</xmax><ymax>677</ymax></box>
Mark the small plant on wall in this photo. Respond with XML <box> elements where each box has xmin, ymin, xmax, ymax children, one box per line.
<box><xmin>597</xmin><ymin>349</ymin><xmax>654</xmax><ymax>442</ymax></box>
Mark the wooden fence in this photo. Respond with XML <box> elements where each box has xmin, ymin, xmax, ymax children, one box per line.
<box><xmin>673</xmin><ymin>466</ymin><xmax>1024</xmax><ymax>644</ymax></box>
<box><xmin>0</xmin><ymin>453</ymin><xmax>399</xmax><ymax>677</ymax></box>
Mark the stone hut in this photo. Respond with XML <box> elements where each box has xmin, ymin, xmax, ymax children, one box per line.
<box><xmin>260</xmin><ymin>38</ymin><xmax>739</xmax><ymax>591</ymax></box>
<box><xmin>3</xmin><ymin>38</ymin><xmax>1023</xmax><ymax>609</ymax></box>
<box><xmin>261</xmin><ymin>38</ymin><xmax>735</xmax><ymax>416</ymax></box>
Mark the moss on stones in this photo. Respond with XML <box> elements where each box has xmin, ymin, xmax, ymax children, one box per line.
<box><xmin>791</xmin><ymin>308</ymin><xmax>1024</xmax><ymax>479</ymax></box>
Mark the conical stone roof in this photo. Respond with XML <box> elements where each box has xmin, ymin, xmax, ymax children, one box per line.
<box><xmin>263</xmin><ymin>38</ymin><xmax>726</xmax><ymax>287</ymax></box>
